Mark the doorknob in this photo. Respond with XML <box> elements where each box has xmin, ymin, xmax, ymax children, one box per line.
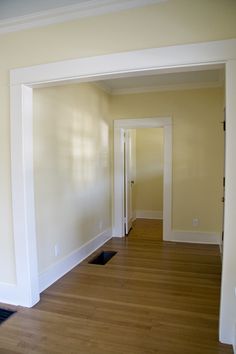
<box><xmin>131</xmin><ymin>180</ymin><xmax>134</xmax><ymax>184</ymax></box>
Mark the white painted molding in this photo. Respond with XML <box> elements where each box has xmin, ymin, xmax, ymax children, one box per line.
<box><xmin>10</xmin><ymin>39</ymin><xmax>236</xmax><ymax>87</ymax></box>
<box><xmin>0</xmin><ymin>283</ymin><xmax>19</xmax><ymax>306</ymax></box>
<box><xmin>111</xmin><ymin>81</ymin><xmax>224</xmax><ymax>95</ymax></box>
<box><xmin>171</xmin><ymin>230</ymin><xmax>221</xmax><ymax>245</ymax></box>
<box><xmin>9</xmin><ymin>39</ymin><xmax>236</xmax><ymax>342</ymax></box>
<box><xmin>39</xmin><ymin>228</ymin><xmax>112</xmax><ymax>293</ymax></box>
<box><xmin>11</xmin><ymin>84</ymin><xmax>39</xmax><ymax>307</ymax></box>
<box><xmin>93</xmin><ymin>75</ymin><xmax>224</xmax><ymax>95</ymax></box>
<box><xmin>135</xmin><ymin>210</ymin><xmax>163</xmax><ymax>219</ymax></box>
<box><xmin>113</xmin><ymin>117</ymin><xmax>172</xmax><ymax>240</ymax></box>
<box><xmin>0</xmin><ymin>0</ymin><xmax>166</xmax><ymax>34</ymax></box>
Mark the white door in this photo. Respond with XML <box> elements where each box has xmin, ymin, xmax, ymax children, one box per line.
<box><xmin>124</xmin><ymin>129</ymin><xmax>134</xmax><ymax>234</ymax></box>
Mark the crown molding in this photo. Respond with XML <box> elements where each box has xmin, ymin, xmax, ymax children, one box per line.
<box><xmin>97</xmin><ymin>80</ymin><xmax>224</xmax><ymax>95</ymax></box>
<box><xmin>0</xmin><ymin>0</ymin><xmax>166</xmax><ymax>34</ymax></box>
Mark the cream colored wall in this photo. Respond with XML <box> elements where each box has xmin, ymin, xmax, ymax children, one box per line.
<box><xmin>0</xmin><ymin>0</ymin><xmax>235</xmax><ymax>284</ymax></box>
<box><xmin>135</xmin><ymin>128</ymin><xmax>163</xmax><ymax>213</ymax></box>
<box><xmin>33</xmin><ymin>83</ymin><xmax>111</xmax><ymax>273</ymax></box>
<box><xmin>111</xmin><ymin>87</ymin><xmax>225</xmax><ymax>233</ymax></box>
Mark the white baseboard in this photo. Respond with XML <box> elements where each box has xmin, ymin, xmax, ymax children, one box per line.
<box><xmin>39</xmin><ymin>228</ymin><xmax>112</xmax><ymax>293</ymax></box>
<box><xmin>170</xmin><ymin>230</ymin><xmax>221</xmax><ymax>244</ymax></box>
<box><xmin>0</xmin><ymin>282</ymin><xmax>18</xmax><ymax>306</ymax></box>
<box><xmin>132</xmin><ymin>210</ymin><xmax>136</xmax><ymax>221</ymax></box>
<box><xmin>135</xmin><ymin>210</ymin><xmax>163</xmax><ymax>219</ymax></box>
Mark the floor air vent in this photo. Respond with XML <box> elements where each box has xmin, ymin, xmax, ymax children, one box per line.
<box><xmin>89</xmin><ymin>251</ymin><xmax>117</xmax><ymax>265</ymax></box>
<box><xmin>0</xmin><ymin>308</ymin><xmax>16</xmax><ymax>325</ymax></box>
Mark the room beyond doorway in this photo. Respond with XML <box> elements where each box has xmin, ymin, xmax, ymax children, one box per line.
<box><xmin>124</xmin><ymin>127</ymin><xmax>164</xmax><ymax>235</ymax></box>
<box><xmin>113</xmin><ymin>117</ymin><xmax>172</xmax><ymax>241</ymax></box>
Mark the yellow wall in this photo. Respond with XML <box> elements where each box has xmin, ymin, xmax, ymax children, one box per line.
<box><xmin>0</xmin><ymin>0</ymin><xmax>235</xmax><ymax>284</ymax></box>
<box><xmin>33</xmin><ymin>83</ymin><xmax>111</xmax><ymax>273</ymax></box>
<box><xmin>135</xmin><ymin>128</ymin><xmax>163</xmax><ymax>213</ymax></box>
<box><xmin>31</xmin><ymin>84</ymin><xmax>225</xmax><ymax>274</ymax></box>
<box><xmin>111</xmin><ymin>87</ymin><xmax>225</xmax><ymax>232</ymax></box>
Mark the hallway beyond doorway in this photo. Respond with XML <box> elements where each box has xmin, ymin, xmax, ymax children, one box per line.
<box><xmin>0</xmin><ymin>219</ymin><xmax>232</xmax><ymax>353</ymax></box>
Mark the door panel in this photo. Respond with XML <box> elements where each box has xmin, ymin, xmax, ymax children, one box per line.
<box><xmin>124</xmin><ymin>130</ymin><xmax>133</xmax><ymax>234</ymax></box>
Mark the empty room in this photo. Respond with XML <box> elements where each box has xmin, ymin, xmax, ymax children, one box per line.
<box><xmin>0</xmin><ymin>1</ymin><xmax>236</xmax><ymax>353</ymax></box>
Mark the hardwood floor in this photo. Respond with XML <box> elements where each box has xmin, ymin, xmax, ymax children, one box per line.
<box><xmin>0</xmin><ymin>219</ymin><xmax>233</xmax><ymax>353</ymax></box>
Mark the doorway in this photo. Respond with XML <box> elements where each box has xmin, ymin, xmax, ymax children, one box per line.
<box><xmin>124</xmin><ymin>127</ymin><xmax>164</xmax><ymax>235</ymax></box>
<box><xmin>113</xmin><ymin>118</ymin><xmax>172</xmax><ymax>240</ymax></box>
<box><xmin>9</xmin><ymin>40</ymin><xmax>236</xmax><ymax>345</ymax></box>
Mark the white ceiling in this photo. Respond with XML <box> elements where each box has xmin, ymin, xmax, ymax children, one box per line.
<box><xmin>0</xmin><ymin>0</ymin><xmax>165</xmax><ymax>21</ymax></box>
<box><xmin>0</xmin><ymin>0</ymin><xmax>166</xmax><ymax>33</ymax></box>
<box><xmin>96</xmin><ymin>66</ymin><xmax>225</xmax><ymax>94</ymax></box>
<box><xmin>0</xmin><ymin>0</ymin><xmax>89</xmax><ymax>20</ymax></box>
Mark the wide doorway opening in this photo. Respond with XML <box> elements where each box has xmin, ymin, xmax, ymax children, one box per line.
<box><xmin>10</xmin><ymin>40</ymin><xmax>236</xmax><ymax>344</ymax></box>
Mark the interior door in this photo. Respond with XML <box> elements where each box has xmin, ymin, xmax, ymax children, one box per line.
<box><xmin>124</xmin><ymin>129</ymin><xmax>133</xmax><ymax>235</ymax></box>
<box><xmin>221</xmin><ymin>110</ymin><xmax>226</xmax><ymax>254</ymax></box>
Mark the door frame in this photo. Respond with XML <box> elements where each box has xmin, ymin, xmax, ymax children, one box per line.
<box><xmin>113</xmin><ymin>118</ymin><xmax>172</xmax><ymax>239</ymax></box>
<box><xmin>9</xmin><ymin>38</ymin><xmax>236</xmax><ymax>344</ymax></box>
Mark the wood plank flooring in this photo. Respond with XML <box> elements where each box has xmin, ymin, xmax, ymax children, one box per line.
<box><xmin>0</xmin><ymin>219</ymin><xmax>233</xmax><ymax>353</ymax></box>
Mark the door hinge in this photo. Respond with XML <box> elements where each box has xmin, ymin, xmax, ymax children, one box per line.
<box><xmin>221</xmin><ymin>120</ymin><xmax>226</xmax><ymax>131</ymax></box>
<box><xmin>223</xmin><ymin>108</ymin><xmax>226</xmax><ymax>131</ymax></box>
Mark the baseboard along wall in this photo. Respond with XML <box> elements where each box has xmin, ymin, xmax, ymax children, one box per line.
<box><xmin>135</xmin><ymin>210</ymin><xmax>163</xmax><ymax>220</ymax></box>
<box><xmin>133</xmin><ymin>211</ymin><xmax>220</xmax><ymax>245</ymax></box>
<box><xmin>39</xmin><ymin>228</ymin><xmax>112</xmax><ymax>293</ymax></box>
<box><xmin>0</xmin><ymin>283</ymin><xmax>18</xmax><ymax>306</ymax></box>
<box><xmin>170</xmin><ymin>230</ymin><xmax>221</xmax><ymax>245</ymax></box>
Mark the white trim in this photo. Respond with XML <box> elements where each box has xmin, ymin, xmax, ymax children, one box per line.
<box><xmin>0</xmin><ymin>283</ymin><xmax>18</xmax><ymax>306</ymax></box>
<box><xmin>113</xmin><ymin>117</ymin><xmax>172</xmax><ymax>241</ymax></box>
<box><xmin>171</xmin><ymin>231</ymin><xmax>221</xmax><ymax>245</ymax></box>
<box><xmin>111</xmin><ymin>81</ymin><xmax>224</xmax><ymax>95</ymax></box>
<box><xmin>220</xmin><ymin>59</ymin><xmax>236</xmax><ymax>346</ymax></box>
<box><xmin>95</xmin><ymin>78</ymin><xmax>224</xmax><ymax>96</ymax></box>
<box><xmin>0</xmin><ymin>0</ymin><xmax>166</xmax><ymax>34</ymax></box>
<box><xmin>39</xmin><ymin>228</ymin><xmax>112</xmax><ymax>293</ymax></box>
<box><xmin>9</xmin><ymin>39</ymin><xmax>236</xmax><ymax>344</ymax></box>
<box><xmin>135</xmin><ymin>210</ymin><xmax>163</xmax><ymax>219</ymax></box>
<box><xmin>10</xmin><ymin>84</ymin><xmax>39</xmax><ymax>307</ymax></box>
<box><xmin>11</xmin><ymin>39</ymin><xmax>236</xmax><ymax>87</ymax></box>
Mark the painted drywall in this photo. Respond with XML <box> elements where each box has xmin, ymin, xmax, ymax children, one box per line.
<box><xmin>33</xmin><ymin>83</ymin><xmax>111</xmax><ymax>273</ymax></box>
<box><xmin>135</xmin><ymin>128</ymin><xmax>163</xmax><ymax>215</ymax></box>
<box><xmin>0</xmin><ymin>0</ymin><xmax>235</xmax><ymax>294</ymax></box>
<box><xmin>111</xmin><ymin>87</ymin><xmax>225</xmax><ymax>233</ymax></box>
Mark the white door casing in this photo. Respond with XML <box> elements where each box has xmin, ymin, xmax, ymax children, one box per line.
<box><xmin>113</xmin><ymin>118</ymin><xmax>172</xmax><ymax>240</ymax></box>
<box><xmin>9</xmin><ymin>39</ymin><xmax>236</xmax><ymax>345</ymax></box>
<box><xmin>124</xmin><ymin>129</ymin><xmax>133</xmax><ymax>234</ymax></box>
